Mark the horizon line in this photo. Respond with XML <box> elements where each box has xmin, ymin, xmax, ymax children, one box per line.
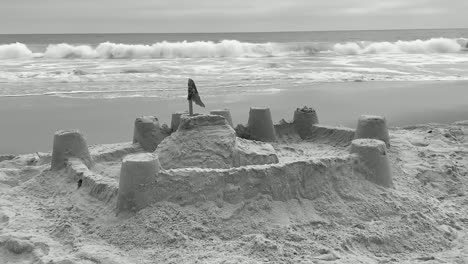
<box><xmin>1</xmin><ymin>27</ymin><xmax>467</xmax><ymax>35</ymax></box>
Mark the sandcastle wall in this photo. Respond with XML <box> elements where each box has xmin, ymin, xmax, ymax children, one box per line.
<box><xmin>274</xmin><ymin>122</ymin><xmax>355</xmax><ymax>146</ymax></box>
<box><xmin>64</xmin><ymin>154</ymin><xmax>363</xmax><ymax>209</ymax></box>
<box><xmin>66</xmin><ymin>158</ymin><xmax>118</xmax><ymax>203</ymax></box>
<box><xmin>55</xmin><ymin>108</ymin><xmax>394</xmax><ymax>213</ymax></box>
<box><xmin>306</xmin><ymin>125</ymin><xmax>356</xmax><ymax>146</ymax></box>
<box><xmin>64</xmin><ymin>143</ymin><xmax>143</xmax><ymax>204</ymax></box>
<box><xmin>112</xmin><ymin>155</ymin><xmax>359</xmax><ymax>208</ymax></box>
<box><xmin>60</xmin><ymin>133</ymin><xmax>392</xmax><ymax>214</ymax></box>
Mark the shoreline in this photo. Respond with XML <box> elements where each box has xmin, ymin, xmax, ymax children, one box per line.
<box><xmin>1</xmin><ymin>80</ymin><xmax>468</xmax><ymax>154</ymax></box>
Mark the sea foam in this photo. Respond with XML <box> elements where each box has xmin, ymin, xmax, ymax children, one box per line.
<box><xmin>0</xmin><ymin>43</ymin><xmax>34</xmax><ymax>59</ymax></box>
<box><xmin>0</xmin><ymin>38</ymin><xmax>466</xmax><ymax>59</ymax></box>
<box><xmin>333</xmin><ymin>38</ymin><xmax>465</xmax><ymax>55</ymax></box>
<box><xmin>44</xmin><ymin>43</ymin><xmax>97</xmax><ymax>59</ymax></box>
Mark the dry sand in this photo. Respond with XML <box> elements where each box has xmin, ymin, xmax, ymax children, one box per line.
<box><xmin>1</xmin><ymin>80</ymin><xmax>468</xmax><ymax>154</ymax></box>
<box><xmin>1</xmin><ymin>120</ymin><xmax>468</xmax><ymax>263</ymax></box>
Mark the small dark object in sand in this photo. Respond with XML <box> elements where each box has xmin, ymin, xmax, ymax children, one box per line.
<box><xmin>414</xmin><ymin>256</ymin><xmax>436</xmax><ymax>261</ymax></box>
<box><xmin>77</xmin><ymin>179</ymin><xmax>83</xmax><ymax>189</ymax></box>
<box><xmin>428</xmin><ymin>130</ymin><xmax>433</xmax><ymax>133</ymax></box>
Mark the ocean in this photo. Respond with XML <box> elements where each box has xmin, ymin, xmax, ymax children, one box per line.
<box><xmin>1</xmin><ymin>29</ymin><xmax>468</xmax><ymax>100</ymax></box>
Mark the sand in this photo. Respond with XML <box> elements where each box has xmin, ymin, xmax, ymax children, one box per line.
<box><xmin>1</xmin><ymin>80</ymin><xmax>468</xmax><ymax>154</ymax></box>
<box><xmin>1</xmin><ymin>80</ymin><xmax>468</xmax><ymax>263</ymax></box>
<box><xmin>1</xmin><ymin>118</ymin><xmax>467</xmax><ymax>263</ymax></box>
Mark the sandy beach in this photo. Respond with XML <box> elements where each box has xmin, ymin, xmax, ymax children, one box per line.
<box><xmin>1</xmin><ymin>112</ymin><xmax>467</xmax><ymax>263</ymax></box>
<box><xmin>1</xmin><ymin>80</ymin><xmax>468</xmax><ymax>155</ymax></box>
<box><xmin>1</xmin><ymin>80</ymin><xmax>468</xmax><ymax>263</ymax></box>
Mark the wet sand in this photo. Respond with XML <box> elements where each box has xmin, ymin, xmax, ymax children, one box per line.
<box><xmin>1</xmin><ymin>80</ymin><xmax>468</xmax><ymax>154</ymax></box>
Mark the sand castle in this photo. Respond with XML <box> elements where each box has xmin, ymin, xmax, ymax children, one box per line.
<box><xmin>293</xmin><ymin>106</ymin><xmax>319</xmax><ymax>139</ymax></box>
<box><xmin>51</xmin><ymin>130</ymin><xmax>93</xmax><ymax>170</ymax></box>
<box><xmin>50</xmin><ymin>107</ymin><xmax>393</xmax><ymax>213</ymax></box>
<box><xmin>117</xmin><ymin>153</ymin><xmax>161</xmax><ymax>212</ymax></box>
<box><xmin>350</xmin><ymin>138</ymin><xmax>393</xmax><ymax>188</ymax></box>
<box><xmin>133</xmin><ymin>116</ymin><xmax>169</xmax><ymax>151</ymax></box>
<box><xmin>355</xmin><ymin>115</ymin><xmax>391</xmax><ymax>147</ymax></box>
<box><xmin>247</xmin><ymin>107</ymin><xmax>276</xmax><ymax>142</ymax></box>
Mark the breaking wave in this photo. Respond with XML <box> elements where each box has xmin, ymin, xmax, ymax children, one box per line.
<box><xmin>0</xmin><ymin>43</ymin><xmax>34</xmax><ymax>59</ymax></box>
<box><xmin>0</xmin><ymin>38</ymin><xmax>467</xmax><ymax>59</ymax></box>
<box><xmin>334</xmin><ymin>38</ymin><xmax>467</xmax><ymax>55</ymax></box>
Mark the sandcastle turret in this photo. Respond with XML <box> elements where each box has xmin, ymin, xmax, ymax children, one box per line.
<box><xmin>133</xmin><ymin>116</ymin><xmax>166</xmax><ymax>152</ymax></box>
<box><xmin>51</xmin><ymin>130</ymin><xmax>93</xmax><ymax>170</ymax></box>
<box><xmin>247</xmin><ymin>107</ymin><xmax>276</xmax><ymax>142</ymax></box>
<box><xmin>350</xmin><ymin>139</ymin><xmax>393</xmax><ymax>188</ymax></box>
<box><xmin>355</xmin><ymin>115</ymin><xmax>390</xmax><ymax>147</ymax></box>
<box><xmin>117</xmin><ymin>153</ymin><xmax>160</xmax><ymax>213</ymax></box>
<box><xmin>293</xmin><ymin>106</ymin><xmax>319</xmax><ymax>139</ymax></box>
<box><xmin>210</xmin><ymin>109</ymin><xmax>233</xmax><ymax>127</ymax></box>
<box><xmin>170</xmin><ymin>111</ymin><xmax>188</xmax><ymax>132</ymax></box>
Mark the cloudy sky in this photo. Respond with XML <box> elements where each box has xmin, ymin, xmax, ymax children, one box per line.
<box><xmin>1</xmin><ymin>0</ymin><xmax>467</xmax><ymax>34</ymax></box>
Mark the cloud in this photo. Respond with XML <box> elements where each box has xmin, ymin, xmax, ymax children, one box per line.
<box><xmin>0</xmin><ymin>0</ymin><xmax>466</xmax><ymax>33</ymax></box>
<box><xmin>341</xmin><ymin>2</ymin><xmax>412</xmax><ymax>14</ymax></box>
<box><xmin>337</xmin><ymin>0</ymin><xmax>450</xmax><ymax>15</ymax></box>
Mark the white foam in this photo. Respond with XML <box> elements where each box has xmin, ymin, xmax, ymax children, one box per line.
<box><xmin>334</xmin><ymin>38</ymin><xmax>464</xmax><ymax>55</ymax></box>
<box><xmin>0</xmin><ymin>43</ymin><xmax>33</xmax><ymax>59</ymax></box>
<box><xmin>44</xmin><ymin>43</ymin><xmax>97</xmax><ymax>59</ymax></box>
<box><xmin>94</xmin><ymin>40</ymin><xmax>280</xmax><ymax>58</ymax></box>
<box><xmin>1</xmin><ymin>38</ymin><xmax>466</xmax><ymax>60</ymax></box>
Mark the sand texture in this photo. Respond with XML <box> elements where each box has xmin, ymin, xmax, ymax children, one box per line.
<box><xmin>1</xmin><ymin>121</ymin><xmax>468</xmax><ymax>263</ymax></box>
<box><xmin>156</xmin><ymin>114</ymin><xmax>278</xmax><ymax>169</ymax></box>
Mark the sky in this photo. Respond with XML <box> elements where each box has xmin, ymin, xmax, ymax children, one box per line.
<box><xmin>1</xmin><ymin>0</ymin><xmax>467</xmax><ymax>34</ymax></box>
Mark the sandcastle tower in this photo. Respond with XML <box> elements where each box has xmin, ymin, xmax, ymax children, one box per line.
<box><xmin>117</xmin><ymin>153</ymin><xmax>160</xmax><ymax>213</ymax></box>
<box><xmin>51</xmin><ymin>130</ymin><xmax>93</xmax><ymax>170</ymax></box>
<box><xmin>355</xmin><ymin>115</ymin><xmax>390</xmax><ymax>147</ymax></box>
<box><xmin>247</xmin><ymin>107</ymin><xmax>276</xmax><ymax>142</ymax></box>
<box><xmin>170</xmin><ymin>111</ymin><xmax>188</xmax><ymax>132</ymax></box>
<box><xmin>210</xmin><ymin>109</ymin><xmax>233</xmax><ymax>127</ymax></box>
<box><xmin>293</xmin><ymin>106</ymin><xmax>319</xmax><ymax>139</ymax></box>
<box><xmin>350</xmin><ymin>139</ymin><xmax>393</xmax><ymax>188</ymax></box>
<box><xmin>133</xmin><ymin>116</ymin><xmax>166</xmax><ymax>152</ymax></box>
